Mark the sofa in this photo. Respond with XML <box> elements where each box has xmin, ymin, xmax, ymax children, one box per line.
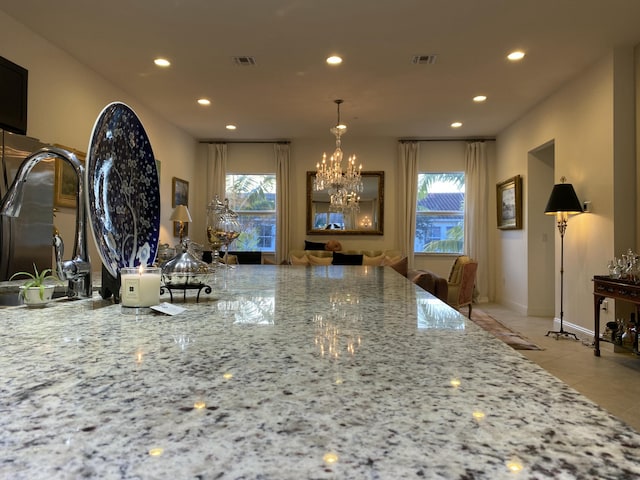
<box><xmin>287</xmin><ymin>246</ymin><xmax>457</xmax><ymax>303</ymax></box>
<box><xmin>288</xmin><ymin>249</ymin><xmax>401</xmax><ymax>264</ymax></box>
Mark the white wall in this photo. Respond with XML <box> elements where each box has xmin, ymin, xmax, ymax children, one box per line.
<box><xmin>496</xmin><ymin>49</ymin><xmax>636</xmax><ymax>331</ymax></box>
<box><xmin>0</xmin><ymin>11</ymin><xmax>198</xmax><ymax>273</ymax></box>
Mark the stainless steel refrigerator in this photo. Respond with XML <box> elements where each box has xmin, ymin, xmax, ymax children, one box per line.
<box><xmin>0</xmin><ymin>129</ymin><xmax>52</xmax><ymax>281</ymax></box>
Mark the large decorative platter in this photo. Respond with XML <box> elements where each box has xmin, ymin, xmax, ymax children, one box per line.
<box><xmin>86</xmin><ymin>102</ymin><xmax>160</xmax><ymax>278</ymax></box>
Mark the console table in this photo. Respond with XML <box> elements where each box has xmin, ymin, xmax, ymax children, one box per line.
<box><xmin>593</xmin><ymin>275</ymin><xmax>640</xmax><ymax>356</ymax></box>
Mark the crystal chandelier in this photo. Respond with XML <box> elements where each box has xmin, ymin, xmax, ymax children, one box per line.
<box><xmin>314</xmin><ymin>99</ymin><xmax>363</xmax><ymax>213</ymax></box>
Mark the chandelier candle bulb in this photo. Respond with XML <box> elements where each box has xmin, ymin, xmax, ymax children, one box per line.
<box><xmin>120</xmin><ymin>266</ymin><xmax>161</xmax><ymax>308</ymax></box>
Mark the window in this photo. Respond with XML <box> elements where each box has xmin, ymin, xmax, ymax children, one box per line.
<box><xmin>225</xmin><ymin>174</ymin><xmax>276</xmax><ymax>252</ymax></box>
<box><xmin>415</xmin><ymin>172</ymin><xmax>465</xmax><ymax>254</ymax></box>
<box><xmin>312</xmin><ymin>210</ymin><xmax>345</xmax><ymax>230</ymax></box>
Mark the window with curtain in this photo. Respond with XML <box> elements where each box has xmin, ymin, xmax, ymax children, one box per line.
<box><xmin>415</xmin><ymin>172</ymin><xmax>465</xmax><ymax>254</ymax></box>
<box><xmin>226</xmin><ymin>174</ymin><xmax>276</xmax><ymax>252</ymax></box>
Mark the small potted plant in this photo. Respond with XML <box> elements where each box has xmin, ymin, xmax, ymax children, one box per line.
<box><xmin>10</xmin><ymin>264</ymin><xmax>61</xmax><ymax>307</ymax></box>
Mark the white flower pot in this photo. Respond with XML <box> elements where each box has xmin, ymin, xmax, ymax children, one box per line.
<box><xmin>20</xmin><ymin>285</ymin><xmax>56</xmax><ymax>307</ymax></box>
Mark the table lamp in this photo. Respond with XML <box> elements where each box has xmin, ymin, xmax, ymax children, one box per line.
<box><xmin>170</xmin><ymin>204</ymin><xmax>192</xmax><ymax>244</ymax></box>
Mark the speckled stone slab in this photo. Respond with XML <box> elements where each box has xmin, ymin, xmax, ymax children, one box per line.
<box><xmin>1</xmin><ymin>266</ymin><xmax>639</xmax><ymax>479</ymax></box>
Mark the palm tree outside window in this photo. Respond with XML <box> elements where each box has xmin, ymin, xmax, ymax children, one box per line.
<box><xmin>415</xmin><ymin>172</ymin><xmax>465</xmax><ymax>254</ymax></box>
<box><xmin>226</xmin><ymin>174</ymin><xmax>276</xmax><ymax>252</ymax></box>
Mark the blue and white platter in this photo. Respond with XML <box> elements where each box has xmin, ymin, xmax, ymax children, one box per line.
<box><xmin>86</xmin><ymin>102</ymin><xmax>160</xmax><ymax>278</ymax></box>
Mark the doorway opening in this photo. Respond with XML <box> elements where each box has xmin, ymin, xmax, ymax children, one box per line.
<box><xmin>527</xmin><ymin>141</ymin><xmax>555</xmax><ymax>316</ymax></box>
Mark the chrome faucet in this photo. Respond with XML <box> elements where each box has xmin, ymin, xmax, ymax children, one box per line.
<box><xmin>0</xmin><ymin>146</ymin><xmax>92</xmax><ymax>299</ymax></box>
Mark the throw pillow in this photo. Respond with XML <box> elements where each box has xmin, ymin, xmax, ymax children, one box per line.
<box><xmin>363</xmin><ymin>254</ymin><xmax>385</xmax><ymax>266</ymax></box>
<box><xmin>325</xmin><ymin>240</ymin><xmax>342</xmax><ymax>251</ymax></box>
<box><xmin>332</xmin><ymin>252</ymin><xmax>363</xmax><ymax>265</ymax></box>
<box><xmin>304</xmin><ymin>240</ymin><xmax>326</xmax><ymax>250</ymax></box>
<box><xmin>308</xmin><ymin>255</ymin><xmax>333</xmax><ymax>266</ymax></box>
<box><xmin>290</xmin><ymin>254</ymin><xmax>310</xmax><ymax>266</ymax></box>
<box><xmin>383</xmin><ymin>256</ymin><xmax>408</xmax><ymax>277</ymax></box>
<box><xmin>382</xmin><ymin>255</ymin><xmax>402</xmax><ymax>265</ymax></box>
<box><xmin>448</xmin><ymin>255</ymin><xmax>471</xmax><ymax>284</ymax></box>
<box><xmin>221</xmin><ymin>254</ymin><xmax>238</xmax><ymax>265</ymax></box>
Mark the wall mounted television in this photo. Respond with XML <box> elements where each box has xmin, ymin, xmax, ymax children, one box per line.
<box><xmin>0</xmin><ymin>56</ymin><xmax>28</xmax><ymax>135</ymax></box>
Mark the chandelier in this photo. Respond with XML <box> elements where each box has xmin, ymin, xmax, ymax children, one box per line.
<box><xmin>314</xmin><ymin>99</ymin><xmax>363</xmax><ymax>213</ymax></box>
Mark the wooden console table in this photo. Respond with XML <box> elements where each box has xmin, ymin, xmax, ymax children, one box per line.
<box><xmin>593</xmin><ymin>275</ymin><xmax>640</xmax><ymax>356</ymax></box>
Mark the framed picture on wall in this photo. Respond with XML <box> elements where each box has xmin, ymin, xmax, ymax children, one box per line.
<box><xmin>172</xmin><ymin>177</ymin><xmax>189</xmax><ymax>207</ymax></box>
<box><xmin>54</xmin><ymin>144</ymin><xmax>86</xmax><ymax>209</ymax></box>
<box><xmin>496</xmin><ymin>175</ymin><xmax>522</xmax><ymax>230</ymax></box>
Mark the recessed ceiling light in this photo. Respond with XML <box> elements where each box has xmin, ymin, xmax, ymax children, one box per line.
<box><xmin>225</xmin><ymin>124</ymin><xmax>237</xmax><ymax>130</ymax></box>
<box><xmin>154</xmin><ymin>58</ymin><xmax>171</xmax><ymax>67</ymax></box>
<box><xmin>507</xmin><ymin>51</ymin><xmax>525</xmax><ymax>61</ymax></box>
<box><xmin>473</xmin><ymin>95</ymin><xmax>487</xmax><ymax>102</ymax></box>
<box><xmin>326</xmin><ymin>55</ymin><xmax>342</xmax><ymax>65</ymax></box>
<box><xmin>197</xmin><ymin>98</ymin><xmax>211</xmax><ymax>106</ymax></box>
<box><xmin>451</xmin><ymin>122</ymin><xmax>463</xmax><ymax>128</ymax></box>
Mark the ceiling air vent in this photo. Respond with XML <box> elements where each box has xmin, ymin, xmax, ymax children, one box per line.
<box><xmin>411</xmin><ymin>54</ymin><xmax>438</xmax><ymax>65</ymax></box>
<box><xmin>233</xmin><ymin>56</ymin><xmax>257</xmax><ymax>66</ymax></box>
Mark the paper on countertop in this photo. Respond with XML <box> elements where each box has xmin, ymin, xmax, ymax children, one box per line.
<box><xmin>151</xmin><ymin>302</ymin><xmax>187</xmax><ymax>316</ymax></box>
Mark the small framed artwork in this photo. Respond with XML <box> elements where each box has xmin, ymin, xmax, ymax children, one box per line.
<box><xmin>54</xmin><ymin>144</ymin><xmax>86</xmax><ymax>208</ymax></box>
<box><xmin>172</xmin><ymin>177</ymin><xmax>189</xmax><ymax>207</ymax></box>
<box><xmin>496</xmin><ymin>175</ymin><xmax>522</xmax><ymax>230</ymax></box>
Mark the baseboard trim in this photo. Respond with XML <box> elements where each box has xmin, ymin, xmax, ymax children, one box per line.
<box><xmin>501</xmin><ymin>299</ymin><xmax>528</xmax><ymax>316</ymax></box>
<box><xmin>552</xmin><ymin>317</ymin><xmax>594</xmax><ymax>337</ymax></box>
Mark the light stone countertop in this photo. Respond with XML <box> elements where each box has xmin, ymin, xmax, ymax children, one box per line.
<box><xmin>1</xmin><ymin>265</ymin><xmax>639</xmax><ymax>479</ymax></box>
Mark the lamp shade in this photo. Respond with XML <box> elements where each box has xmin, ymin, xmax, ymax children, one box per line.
<box><xmin>544</xmin><ymin>182</ymin><xmax>583</xmax><ymax>214</ymax></box>
<box><xmin>170</xmin><ymin>204</ymin><xmax>192</xmax><ymax>223</ymax></box>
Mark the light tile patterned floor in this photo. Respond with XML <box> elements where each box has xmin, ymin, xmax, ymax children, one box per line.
<box><xmin>479</xmin><ymin>303</ymin><xmax>640</xmax><ymax>431</ymax></box>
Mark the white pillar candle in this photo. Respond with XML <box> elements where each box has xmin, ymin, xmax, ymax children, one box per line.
<box><xmin>120</xmin><ymin>266</ymin><xmax>161</xmax><ymax>307</ymax></box>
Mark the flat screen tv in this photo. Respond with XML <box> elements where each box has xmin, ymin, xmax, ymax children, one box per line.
<box><xmin>0</xmin><ymin>56</ymin><xmax>28</xmax><ymax>135</ymax></box>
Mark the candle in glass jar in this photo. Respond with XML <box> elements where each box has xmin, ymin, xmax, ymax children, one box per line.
<box><xmin>120</xmin><ymin>266</ymin><xmax>161</xmax><ymax>307</ymax></box>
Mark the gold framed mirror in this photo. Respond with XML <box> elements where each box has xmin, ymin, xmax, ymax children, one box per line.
<box><xmin>306</xmin><ymin>171</ymin><xmax>384</xmax><ymax>235</ymax></box>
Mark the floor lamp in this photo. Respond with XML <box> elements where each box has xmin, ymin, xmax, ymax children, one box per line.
<box><xmin>544</xmin><ymin>177</ymin><xmax>583</xmax><ymax>340</ymax></box>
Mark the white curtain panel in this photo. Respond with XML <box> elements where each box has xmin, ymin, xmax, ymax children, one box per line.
<box><xmin>206</xmin><ymin>143</ymin><xmax>227</xmax><ymax>202</ymax></box>
<box><xmin>398</xmin><ymin>141</ymin><xmax>419</xmax><ymax>269</ymax></box>
<box><xmin>464</xmin><ymin>141</ymin><xmax>489</xmax><ymax>302</ymax></box>
<box><xmin>275</xmin><ymin>143</ymin><xmax>290</xmax><ymax>264</ymax></box>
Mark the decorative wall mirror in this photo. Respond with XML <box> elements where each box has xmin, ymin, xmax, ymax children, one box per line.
<box><xmin>306</xmin><ymin>171</ymin><xmax>384</xmax><ymax>235</ymax></box>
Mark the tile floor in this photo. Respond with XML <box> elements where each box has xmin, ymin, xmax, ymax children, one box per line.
<box><xmin>479</xmin><ymin>303</ymin><xmax>640</xmax><ymax>432</ymax></box>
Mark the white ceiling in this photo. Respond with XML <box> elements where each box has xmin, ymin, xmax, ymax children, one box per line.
<box><xmin>3</xmin><ymin>0</ymin><xmax>640</xmax><ymax>141</ymax></box>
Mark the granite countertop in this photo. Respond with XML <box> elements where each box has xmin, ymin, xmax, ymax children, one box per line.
<box><xmin>1</xmin><ymin>265</ymin><xmax>639</xmax><ymax>479</ymax></box>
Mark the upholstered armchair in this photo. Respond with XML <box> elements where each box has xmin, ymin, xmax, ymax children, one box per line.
<box><xmin>447</xmin><ymin>256</ymin><xmax>478</xmax><ymax>317</ymax></box>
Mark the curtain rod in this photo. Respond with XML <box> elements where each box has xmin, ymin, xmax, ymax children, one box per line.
<box><xmin>398</xmin><ymin>138</ymin><xmax>495</xmax><ymax>143</ymax></box>
<box><xmin>199</xmin><ymin>140</ymin><xmax>290</xmax><ymax>145</ymax></box>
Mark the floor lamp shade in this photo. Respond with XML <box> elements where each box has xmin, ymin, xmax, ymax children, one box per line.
<box><xmin>544</xmin><ymin>182</ymin><xmax>583</xmax><ymax>215</ymax></box>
